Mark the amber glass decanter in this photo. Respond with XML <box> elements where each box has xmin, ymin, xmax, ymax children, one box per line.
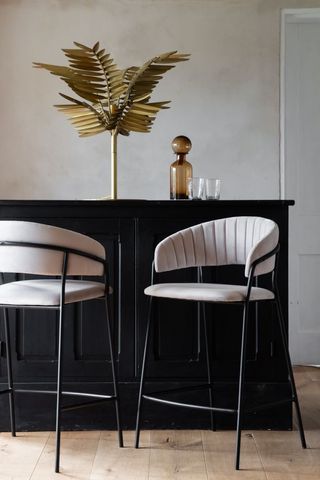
<box><xmin>170</xmin><ymin>135</ymin><xmax>193</xmax><ymax>199</ymax></box>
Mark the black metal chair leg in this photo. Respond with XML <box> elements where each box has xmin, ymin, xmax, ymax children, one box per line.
<box><xmin>55</xmin><ymin>303</ymin><xmax>65</xmax><ymax>473</ymax></box>
<box><xmin>3</xmin><ymin>308</ymin><xmax>16</xmax><ymax>437</ymax></box>
<box><xmin>275</xmin><ymin>293</ymin><xmax>306</xmax><ymax>449</ymax></box>
<box><xmin>235</xmin><ymin>302</ymin><xmax>250</xmax><ymax>470</ymax></box>
<box><xmin>105</xmin><ymin>296</ymin><xmax>123</xmax><ymax>448</ymax></box>
<box><xmin>135</xmin><ymin>297</ymin><xmax>153</xmax><ymax>449</ymax></box>
<box><xmin>202</xmin><ymin>303</ymin><xmax>215</xmax><ymax>431</ymax></box>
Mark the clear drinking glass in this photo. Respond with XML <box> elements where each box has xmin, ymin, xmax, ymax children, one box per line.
<box><xmin>205</xmin><ymin>178</ymin><xmax>221</xmax><ymax>200</ymax></box>
<box><xmin>187</xmin><ymin>177</ymin><xmax>205</xmax><ymax>200</ymax></box>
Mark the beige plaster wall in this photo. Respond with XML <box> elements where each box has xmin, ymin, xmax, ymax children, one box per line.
<box><xmin>1</xmin><ymin>0</ymin><xmax>320</xmax><ymax>200</ymax></box>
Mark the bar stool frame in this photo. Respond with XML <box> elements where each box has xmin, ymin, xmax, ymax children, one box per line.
<box><xmin>0</xmin><ymin>239</ymin><xmax>123</xmax><ymax>473</ymax></box>
<box><xmin>135</xmin><ymin>244</ymin><xmax>306</xmax><ymax>469</ymax></box>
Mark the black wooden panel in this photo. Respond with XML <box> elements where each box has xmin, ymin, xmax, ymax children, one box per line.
<box><xmin>154</xmin><ymin>298</ymin><xmax>200</xmax><ymax>361</ymax></box>
<box><xmin>74</xmin><ymin>301</ymin><xmax>110</xmax><ymax>361</ymax></box>
<box><xmin>16</xmin><ymin>308</ymin><xmax>59</xmax><ymax>361</ymax></box>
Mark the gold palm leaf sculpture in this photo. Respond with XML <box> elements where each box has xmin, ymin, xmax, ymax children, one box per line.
<box><xmin>34</xmin><ymin>42</ymin><xmax>190</xmax><ymax>199</ymax></box>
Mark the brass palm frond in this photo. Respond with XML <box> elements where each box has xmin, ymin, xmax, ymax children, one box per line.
<box><xmin>122</xmin><ymin>51</ymin><xmax>190</xmax><ymax>106</ymax></box>
<box><xmin>34</xmin><ymin>42</ymin><xmax>124</xmax><ymax>107</ymax></box>
<box><xmin>118</xmin><ymin>100</ymin><xmax>170</xmax><ymax>135</ymax></box>
<box><xmin>34</xmin><ymin>42</ymin><xmax>190</xmax><ymax>138</ymax></box>
<box><xmin>34</xmin><ymin>41</ymin><xmax>190</xmax><ymax>199</ymax></box>
<box><xmin>55</xmin><ymin>94</ymin><xmax>119</xmax><ymax>137</ymax></box>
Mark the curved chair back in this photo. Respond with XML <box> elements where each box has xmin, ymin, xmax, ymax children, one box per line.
<box><xmin>0</xmin><ymin>221</ymin><xmax>105</xmax><ymax>276</ymax></box>
<box><xmin>154</xmin><ymin>216</ymin><xmax>279</xmax><ymax>277</ymax></box>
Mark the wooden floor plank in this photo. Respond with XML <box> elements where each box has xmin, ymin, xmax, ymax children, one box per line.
<box><xmin>90</xmin><ymin>430</ymin><xmax>150</xmax><ymax>480</ymax></box>
<box><xmin>202</xmin><ymin>430</ymin><xmax>267</xmax><ymax>479</ymax></box>
<box><xmin>295</xmin><ymin>380</ymin><xmax>320</xmax><ymax>431</ymax></box>
<box><xmin>293</xmin><ymin>366</ymin><xmax>320</xmax><ymax>385</ymax></box>
<box><xmin>253</xmin><ymin>430</ymin><xmax>320</xmax><ymax>480</ymax></box>
<box><xmin>0</xmin><ymin>432</ymin><xmax>49</xmax><ymax>480</ymax></box>
<box><xmin>48</xmin><ymin>431</ymin><xmax>101</xmax><ymax>440</ymax></box>
<box><xmin>29</xmin><ymin>433</ymin><xmax>100</xmax><ymax>479</ymax></box>
<box><xmin>149</xmin><ymin>430</ymin><xmax>208</xmax><ymax>480</ymax></box>
<box><xmin>302</xmin><ymin>366</ymin><xmax>320</xmax><ymax>383</ymax></box>
<box><xmin>147</xmin><ymin>430</ymin><xmax>177</xmax><ymax>480</ymax></box>
<box><xmin>291</xmin><ymin>367</ymin><xmax>312</xmax><ymax>389</ymax></box>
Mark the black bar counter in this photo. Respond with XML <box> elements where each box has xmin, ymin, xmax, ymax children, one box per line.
<box><xmin>0</xmin><ymin>200</ymin><xmax>294</xmax><ymax>431</ymax></box>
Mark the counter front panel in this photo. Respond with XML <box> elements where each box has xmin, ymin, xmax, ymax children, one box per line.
<box><xmin>0</xmin><ymin>200</ymin><xmax>293</xmax><ymax>430</ymax></box>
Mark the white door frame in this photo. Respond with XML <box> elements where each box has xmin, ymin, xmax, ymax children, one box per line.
<box><xmin>280</xmin><ymin>8</ymin><xmax>320</xmax><ymax>199</ymax></box>
<box><xmin>281</xmin><ymin>8</ymin><xmax>320</xmax><ymax>364</ymax></box>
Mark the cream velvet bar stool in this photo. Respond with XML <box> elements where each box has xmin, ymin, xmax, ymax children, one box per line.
<box><xmin>0</xmin><ymin>221</ymin><xmax>123</xmax><ymax>473</ymax></box>
<box><xmin>135</xmin><ymin>216</ymin><xmax>306</xmax><ymax>470</ymax></box>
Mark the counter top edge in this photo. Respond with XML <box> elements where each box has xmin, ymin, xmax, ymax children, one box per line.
<box><xmin>0</xmin><ymin>199</ymin><xmax>295</xmax><ymax>206</ymax></box>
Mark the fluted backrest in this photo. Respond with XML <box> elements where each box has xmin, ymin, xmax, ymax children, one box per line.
<box><xmin>154</xmin><ymin>217</ymin><xmax>279</xmax><ymax>277</ymax></box>
<box><xmin>0</xmin><ymin>221</ymin><xmax>106</xmax><ymax>276</ymax></box>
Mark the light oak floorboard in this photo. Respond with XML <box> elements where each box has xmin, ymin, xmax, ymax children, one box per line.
<box><xmin>0</xmin><ymin>432</ymin><xmax>49</xmax><ymax>480</ymax></box>
<box><xmin>29</xmin><ymin>434</ymin><xmax>100</xmax><ymax>479</ymax></box>
<box><xmin>252</xmin><ymin>430</ymin><xmax>320</xmax><ymax>480</ymax></box>
<box><xmin>149</xmin><ymin>430</ymin><xmax>208</xmax><ymax>480</ymax></box>
<box><xmin>90</xmin><ymin>430</ymin><xmax>150</xmax><ymax>480</ymax></box>
<box><xmin>297</xmin><ymin>366</ymin><xmax>320</xmax><ymax>383</ymax></box>
<box><xmin>253</xmin><ymin>366</ymin><xmax>320</xmax><ymax>479</ymax></box>
<box><xmin>48</xmin><ymin>431</ymin><xmax>101</xmax><ymax>440</ymax></box>
<box><xmin>202</xmin><ymin>430</ymin><xmax>267</xmax><ymax>480</ymax></box>
<box><xmin>294</xmin><ymin>376</ymin><xmax>320</xmax><ymax>431</ymax></box>
<box><xmin>306</xmin><ymin>366</ymin><xmax>320</xmax><ymax>382</ymax></box>
<box><xmin>291</xmin><ymin>367</ymin><xmax>312</xmax><ymax>390</ymax></box>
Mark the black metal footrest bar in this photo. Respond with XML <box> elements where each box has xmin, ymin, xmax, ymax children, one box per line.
<box><xmin>14</xmin><ymin>389</ymin><xmax>114</xmax><ymax>400</ymax></box>
<box><xmin>0</xmin><ymin>388</ymin><xmax>11</xmax><ymax>395</ymax></box>
<box><xmin>143</xmin><ymin>388</ymin><xmax>294</xmax><ymax>416</ymax></box>
<box><xmin>143</xmin><ymin>394</ymin><xmax>237</xmax><ymax>414</ymax></box>
<box><xmin>62</xmin><ymin>391</ymin><xmax>114</xmax><ymax>400</ymax></box>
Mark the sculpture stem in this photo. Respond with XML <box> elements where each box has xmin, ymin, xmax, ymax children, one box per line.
<box><xmin>111</xmin><ymin>129</ymin><xmax>118</xmax><ymax>200</ymax></box>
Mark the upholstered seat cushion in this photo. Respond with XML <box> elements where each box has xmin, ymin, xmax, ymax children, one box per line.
<box><xmin>0</xmin><ymin>279</ymin><xmax>106</xmax><ymax>306</ymax></box>
<box><xmin>145</xmin><ymin>283</ymin><xmax>274</xmax><ymax>303</ymax></box>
